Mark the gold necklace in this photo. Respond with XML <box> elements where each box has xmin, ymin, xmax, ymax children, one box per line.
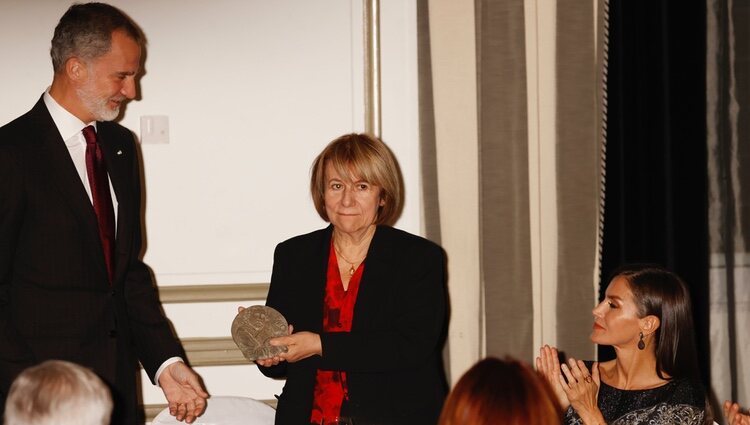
<box><xmin>333</xmin><ymin>226</ymin><xmax>375</xmax><ymax>276</ymax></box>
<box><xmin>333</xmin><ymin>244</ymin><xmax>366</xmax><ymax>276</ymax></box>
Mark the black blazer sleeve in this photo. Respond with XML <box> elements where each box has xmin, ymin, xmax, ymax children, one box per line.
<box><xmin>257</xmin><ymin>226</ymin><xmax>447</xmax><ymax>424</ymax></box>
<box><xmin>256</xmin><ymin>241</ymin><xmax>294</xmax><ymax>379</ymax></box>
<box><xmin>259</xmin><ymin>226</ymin><xmax>447</xmax><ymax>373</ymax></box>
<box><xmin>0</xmin><ymin>141</ymin><xmax>36</xmax><ymax>393</ymax></box>
<box><xmin>105</xmin><ymin>125</ymin><xmax>182</xmax><ymax>381</ymax></box>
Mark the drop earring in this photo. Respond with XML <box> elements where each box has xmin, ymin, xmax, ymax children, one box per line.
<box><xmin>638</xmin><ymin>331</ymin><xmax>645</xmax><ymax>350</ymax></box>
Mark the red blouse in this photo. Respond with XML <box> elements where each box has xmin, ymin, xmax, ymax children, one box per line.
<box><xmin>309</xmin><ymin>241</ymin><xmax>363</xmax><ymax>424</ymax></box>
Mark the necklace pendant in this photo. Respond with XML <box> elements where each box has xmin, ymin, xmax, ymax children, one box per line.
<box><xmin>349</xmin><ymin>265</ymin><xmax>355</xmax><ymax>276</ymax></box>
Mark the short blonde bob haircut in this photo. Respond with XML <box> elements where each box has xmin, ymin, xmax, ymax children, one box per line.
<box><xmin>310</xmin><ymin>133</ymin><xmax>403</xmax><ymax>226</ymax></box>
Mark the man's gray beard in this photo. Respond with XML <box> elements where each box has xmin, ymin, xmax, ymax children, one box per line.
<box><xmin>76</xmin><ymin>83</ymin><xmax>121</xmax><ymax>122</ymax></box>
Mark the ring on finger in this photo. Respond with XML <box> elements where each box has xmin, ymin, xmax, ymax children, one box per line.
<box><xmin>583</xmin><ymin>376</ymin><xmax>592</xmax><ymax>383</ymax></box>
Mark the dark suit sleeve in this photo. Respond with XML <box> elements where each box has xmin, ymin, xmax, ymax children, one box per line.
<box><xmin>0</xmin><ymin>144</ymin><xmax>36</xmax><ymax>393</ymax></box>
<box><xmin>119</xmin><ymin>135</ymin><xmax>182</xmax><ymax>382</ymax></box>
<box><xmin>319</xmin><ymin>241</ymin><xmax>446</xmax><ymax>373</ymax></box>
<box><xmin>257</xmin><ymin>243</ymin><xmax>290</xmax><ymax>378</ymax></box>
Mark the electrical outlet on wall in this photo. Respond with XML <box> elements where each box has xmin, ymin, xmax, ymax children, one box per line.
<box><xmin>140</xmin><ymin>115</ymin><xmax>170</xmax><ymax>144</ymax></box>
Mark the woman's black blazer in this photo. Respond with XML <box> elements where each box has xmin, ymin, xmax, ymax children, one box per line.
<box><xmin>259</xmin><ymin>225</ymin><xmax>448</xmax><ymax>425</ymax></box>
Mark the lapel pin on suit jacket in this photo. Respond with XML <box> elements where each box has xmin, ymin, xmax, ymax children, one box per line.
<box><xmin>117</xmin><ymin>150</ymin><xmax>123</xmax><ymax>155</ymax></box>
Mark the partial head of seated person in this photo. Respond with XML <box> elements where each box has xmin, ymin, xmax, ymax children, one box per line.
<box><xmin>439</xmin><ymin>356</ymin><xmax>563</xmax><ymax>425</ymax></box>
<box><xmin>4</xmin><ymin>360</ymin><xmax>113</xmax><ymax>425</ymax></box>
<box><xmin>537</xmin><ymin>265</ymin><xmax>709</xmax><ymax>425</ymax></box>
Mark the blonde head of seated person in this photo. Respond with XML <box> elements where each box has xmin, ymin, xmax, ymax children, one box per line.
<box><xmin>439</xmin><ymin>357</ymin><xmax>563</xmax><ymax>425</ymax></box>
<box><xmin>4</xmin><ymin>360</ymin><xmax>113</xmax><ymax>425</ymax></box>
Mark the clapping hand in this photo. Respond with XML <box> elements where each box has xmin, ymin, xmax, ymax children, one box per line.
<box><xmin>725</xmin><ymin>401</ymin><xmax>750</xmax><ymax>425</ymax></box>
<box><xmin>536</xmin><ymin>346</ymin><xmax>606</xmax><ymax>425</ymax></box>
<box><xmin>560</xmin><ymin>357</ymin><xmax>604</xmax><ymax>424</ymax></box>
<box><xmin>536</xmin><ymin>345</ymin><xmax>571</xmax><ymax>409</ymax></box>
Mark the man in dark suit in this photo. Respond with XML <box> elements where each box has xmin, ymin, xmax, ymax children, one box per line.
<box><xmin>0</xmin><ymin>3</ymin><xmax>208</xmax><ymax>424</ymax></box>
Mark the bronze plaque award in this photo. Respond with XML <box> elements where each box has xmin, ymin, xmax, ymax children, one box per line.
<box><xmin>231</xmin><ymin>305</ymin><xmax>289</xmax><ymax>362</ymax></box>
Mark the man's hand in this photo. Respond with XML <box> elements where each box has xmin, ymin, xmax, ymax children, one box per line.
<box><xmin>158</xmin><ymin>361</ymin><xmax>209</xmax><ymax>423</ymax></box>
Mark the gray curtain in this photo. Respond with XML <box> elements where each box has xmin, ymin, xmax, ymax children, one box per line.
<box><xmin>474</xmin><ymin>0</ymin><xmax>534</xmax><ymax>361</ymax></box>
<box><xmin>417</xmin><ymin>0</ymin><xmax>442</xmax><ymax>246</ymax></box>
<box><xmin>417</xmin><ymin>0</ymin><xmax>602</xmax><ymax>378</ymax></box>
<box><xmin>707</xmin><ymin>0</ymin><xmax>750</xmax><ymax>410</ymax></box>
<box><xmin>554</xmin><ymin>0</ymin><xmax>603</xmax><ymax>361</ymax></box>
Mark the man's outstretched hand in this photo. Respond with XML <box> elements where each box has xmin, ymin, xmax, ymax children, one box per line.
<box><xmin>158</xmin><ymin>361</ymin><xmax>209</xmax><ymax>423</ymax></box>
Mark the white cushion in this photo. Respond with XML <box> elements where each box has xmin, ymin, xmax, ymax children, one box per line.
<box><xmin>152</xmin><ymin>396</ymin><xmax>275</xmax><ymax>425</ymax></box>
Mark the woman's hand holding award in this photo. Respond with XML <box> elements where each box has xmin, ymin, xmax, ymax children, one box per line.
<box><xmin>231</xmin><ymin>305</ymin><xmax>288</xmax><ymax>362</ymax></box>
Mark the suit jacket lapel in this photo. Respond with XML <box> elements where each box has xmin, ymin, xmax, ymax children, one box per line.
<box><xmin>97</xmin><ymin>123</ymin><xmax>129</xmax><ymax>220</ymax></box>
<box><xmin>352</xmin><ymin>225</ymin><xmax>391</xmax><ymax>327</ymax></box>
<box><xmin>32</xmin><ymin>100</ymin><xmax>102</xmax><ymax>239</ymax></box>
<box><xmin>310</xmin><ymin>226</ymin><xmax>334</xmax><ymax>334</ymax></box>
<box><xmin>30</xmin><ymin>99</ymin><xmax>111</xmax><ymax>280</ymax></box>
<box><xmin>97</xmin><ymin>122</ymin><xmax>133</xmax><ymax>284</ymax></box>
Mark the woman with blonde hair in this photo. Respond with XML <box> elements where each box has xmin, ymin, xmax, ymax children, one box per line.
<box><xmin>439</xmin><ymin>357</ymin><xmax>562</xmax><ymax>425</ymax></box>
<box><xmin>256</xmin><ymin>133</ymin><xmax>448</xmax><ymax>425</ymax></box>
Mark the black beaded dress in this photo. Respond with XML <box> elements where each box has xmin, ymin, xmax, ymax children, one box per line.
<box><xmin>565</xmin><ymin>376</ymin><xmax>706</xmax><ymax>425</ymax></box>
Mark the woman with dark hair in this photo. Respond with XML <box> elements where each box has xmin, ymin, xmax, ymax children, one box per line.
<box><xmin>255</xmin><ymin>134</ymin><xmax>447</xmax><ymax>425</ymax></box>
<box><xmin>537</xmin><ymin>265</ymin><xmax>707</xmax><ymax>424</ymax></box>
<box><xmin>439</xmin><ymin>357</ymin><xmax>562</xmax><ymax>425</ymax></box>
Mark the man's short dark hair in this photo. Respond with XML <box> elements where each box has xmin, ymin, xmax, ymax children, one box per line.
<box><xmin>50</xmin><ymin>2</ymin><xmax>144</xmax><ymax>73</ymax></box>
